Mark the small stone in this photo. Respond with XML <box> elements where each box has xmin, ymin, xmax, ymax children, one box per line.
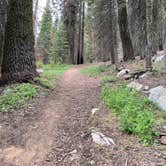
<box><xmin>37</xmin><ymin>69</ymin><xmax>44</xmax><ymax>73</ymax></box>
<box><xmin>117</xmin><ymin>69</ymin><xmax>130</xmax><ymax>78</ymax></box>
<box><xmin>69</xmin><ymin>149</ymin><xmax>77</xmax><ymax>154</ymax></box>
<box><xmin>70</xmin><ymin>154</ymin><xmax>79</xmax><ymax>161</ymax></box>
<box><xmin>90</xmin><ymin>160</ymin><xmax>95</xmax><ymax>165</ymax></box>
<box><xmin>160</xmin><ymin>136</ymin><xmax>166</xmax><ymax>145</ymax></box>
<box><xmin>91</xmin><ymin>130</ymin><xmax>115</xmax><ymax>146</ymax></box>
<box><xmin>127</xmin><ymin>82</ymin><xmax>143</xmax><ymax>91</ymax></box>
<box><xmin>143</xmin><ymin>86</ymin><xmax>150</xmax><ymax>91</ymax></box>
<box><xmin>163</xmin><ymin>126</ymin><xmax>166</xmax><ymax>131</ymax></box>
<box><xmin>91</xmin><ymin>108</ymin><xmax>99</xmax><ymax>115</ymax></box>
<box><xmin>123</xmin><ymin>74</ymin><xmax>132</xmax><ymax>80</ymax></box>
<box><xmin>140</xmin><ymin>72</ymin><xmax>153</xmax><ymax>79</ymax></box>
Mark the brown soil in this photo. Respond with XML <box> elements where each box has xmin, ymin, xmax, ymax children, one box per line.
<box><xmin>0</xmin><ymin>65</ymin><xmax>165</xmax><ymax>166</ymax></box>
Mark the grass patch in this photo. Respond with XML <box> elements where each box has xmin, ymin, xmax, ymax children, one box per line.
<box><xmin>81</xmin><ymin>64</ymin><xmax>109</xmax><ymax>77</ymax></box>
<box><xmin>0</xmin><ymin>83</ymin><xmax>38</xmax><ymax>112</ymax></box>
<box><xmin>0</xmin><ymin>62</ymin><xmax>72</xmax><ymax>112</ymax></box>
<box><xmin>36</xmin><ymin>62</ymin><xmax>72</xmax><ymax>89</ymax></box>
<box><xmin>102</xmin><ymin>75</ymin><xmax>117</xmax><ymax>83</ymax></box>
<box><xmin>102</xmin><ymin>84</ymin><xmax>157</xmax><ymax>144</ymax></box>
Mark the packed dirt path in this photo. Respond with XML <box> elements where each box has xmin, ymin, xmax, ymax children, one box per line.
<box><xmin>0</xmin><ymin>66</ymin><xmax>102</xmax><ymax>166</ymax></box>
<box><xmin>0</xmin><ymin>65</ymin><xmax>166</xmax><ymax>166</ymax></box>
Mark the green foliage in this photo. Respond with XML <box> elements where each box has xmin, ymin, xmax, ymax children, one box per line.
<box><xmin>102</xmin><ymin>84</ymin><xmax>156</xmax><ymax>144</ymax></box>
<box><xmin>38</xmin><ymin>1</ymin><xmax>52</xmax><ymax>58</ymax></box>
<box><xmin>37</xmin><ymin>61</ymin><xmax>72</xmax><ymax>88</ymax></box>
<box><xmin>81</xmin><ymin>64</ymin><xmax>109</xmax><ymax>77</ymax></box>
<box><xmin>102</xmin><ymin>75</ymin><xmax>117</xmax><ymax>83</ymax></box>
<box><xmin>34</xmin><ymin>77</ymin><xmax>53</xmax><ymax>89</ymax></box>
<box><xmin>50</xmin><ymin>23</ymin><xmax>68</xmax><ymax>63</ymax></box>
<box><xmin>0</xmin><ymin>84</ymin><xmax>38</xmax><ymax>112</ymax></box>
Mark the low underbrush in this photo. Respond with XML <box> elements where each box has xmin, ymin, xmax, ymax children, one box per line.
<box><xmin>0</xmin><ymin>62</ymin><xmax>72</xmax><ymax>112</ymax></box>
<box><xmin>36</xmin><ymin>62</ymin><xmax>72</xmax><ymax>89</ymax></box>
<box><xmin>0</xmin><ymin>83</ymin><xmax>38</xmax><ymax>112</ymax></box>
<box><xmin>81</xmin><ymin>64</ymin><xmax>109</xmax><ymax>77</ymax></box>
<box><xmin>102</xmin><ymin>84</ymin><xmax>157</xmax><ymax>145</ymax></box>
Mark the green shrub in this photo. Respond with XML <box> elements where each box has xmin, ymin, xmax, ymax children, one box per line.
<box><xmin>81</xmin><ymin>64</ymin><xmax>109</xmax><ymax>77</ymax></box>
<box><xmin>37</xmin><ymin>62</ymin><xmax>72</xmax><ymax>86</ymax></box>
<box><xmin>34</xmin><ymin>77</ymin><xmax>53</xmax><ymax>89</ymax></box>
<box><xmin>0</xmin><ymin>83</ymin><xmax>38</xmax><ymax>112</ymax></box>
<box><xmin>102</xmin><ymin>84</ymin><xmax>156</xmax><ymax>144</ymax></box>
<box><xmin>102</xmin><ymin>75</ymin><xmax>117</xmax><ymax>83</ymax></box>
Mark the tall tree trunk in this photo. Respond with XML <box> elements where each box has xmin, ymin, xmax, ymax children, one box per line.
<box><xmin>77</xmin><ymin>1</ymin><xmax>85</xmax><ymax>65</ymax></box>
<box><xmin>63</xmin><ymin>0</ymin><xmax>79</xmax><ymax>64</ymax></box>
<box><xmin>1</xmin><ymin>0</ymin><xmax>37</xmax><ymax>83</ymax></box>
<box><xmin>127</xmin><ymin>0</ymin><xmax>147</xmax><ymax>59</ymax></box>
<box><xmin>111</xmin><ymin>0</ymin><xmax>119</xmax><ymax>66</ymax></box>
<box><xmin>0</xmin><ymin>0</ymin><xmax>7</xmax><ymax>67</ymax></box>
<box><xmin>146</xmin><ymin>0</ymin><xmax>153</xmax><ymax>70</ymax></box>
<box><xmin>33</xmin><ymin>0</ymin><xmax>39</xmax><ymax>48</ymax></box>
<box><xmin>80</xmin><ymin>1</ymin><xmax>85</xmax><ymax>64</ymax></box>
<box><xmin>77</xmin><ymin>1</ymin><xmax>82</xmax><ymax>65</ymax></box>
<box><xmin>118</xmin><ymin>0</ymin><xmax>134</xmax><ymax>61</ymax></box>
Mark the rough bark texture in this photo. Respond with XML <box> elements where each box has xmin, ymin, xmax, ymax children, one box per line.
<box><xmin>0</xmin><ymin>0</ymin><xmax>7</xmax><ymax>67</ymax></box>
<box><xmin>1</xmin><ymin>0</ymin><xmax>37</xmax><ymax>83</ymax></box>
<box><xmin>146</xmin><ymin>0</ymin><xmax>153</xmax><ymax>70</ymax></box>
<box><xmin>94</xmin><ymin>0</ymin><xmax>118</xmax><ymax>64</ymax></box>
<box><xmin>127</xmin><ymin>0</ymin><xmax>147</xmax><ymax>58</ymax></box>
<box><xmin>63</xmin><ymin>0</ymin><xmax>79</xmax><ymax>64</ymax></box>
<box><xmin>118</xmin><ymin>0</ymin><xmax>134</xmax><ymax>61</ymax></box>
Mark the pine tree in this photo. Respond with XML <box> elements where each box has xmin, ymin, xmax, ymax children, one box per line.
<box><xmin>38</xmin><ymin>0</ymin><xmax>52</xmax><ymax>64</ymax></box>
<box><xmin>0</xmin><ymin>0</ymin><xmax>7</xmax><ymax>66</ymax></box>
<box><xmin>50</xmin><ymin>22</ymin><xmax>68</xmax><ymax>64</ymax></box>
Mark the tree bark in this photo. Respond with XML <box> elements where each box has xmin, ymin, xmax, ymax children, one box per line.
<box><xmin>0</xmin><ymin>0</ymin><xmax>7</xmax><ymax>67</ymax></box>
<box><xmin>127</xmin><ymin>0</ymin><xmax>147</xmax><ymax>59</ymax></box>
<box><xmin>1</xmin><ymin>0</ymin><xmax>37</xmax><ymax>83</ymax></box>
<box><xmin>118</xmin><ymin>0</ymin><xmax>135</xmax><ymax>61</ymax></box>
<box><xmin>63</xmin><ymin>0</ymin><xmax>79</xmax><ymax>64</ymax></box>
<box><xmin>146</xmin><ymin>0</ymin><xmax>153</xmax><ymax>70</ymax></box>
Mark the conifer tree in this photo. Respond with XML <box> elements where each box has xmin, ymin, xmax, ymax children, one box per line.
<box><xmin>38</xmin><ymin>0</ymin><xmax>52</xmax><ymax>64</ymax></box>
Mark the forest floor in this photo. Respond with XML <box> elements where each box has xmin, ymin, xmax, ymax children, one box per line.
<box><xmin>0</xmin><ymin>64</ymin><xmax>166</xmax><ymax>166</ymax></box>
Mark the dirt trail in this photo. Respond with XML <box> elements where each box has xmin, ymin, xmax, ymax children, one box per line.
<box><xmin>0</xmin><ymin>66</ymin><xmax>102</xmax><ymax>166</ymax></box>
<box><xmin>0</xmin><ymin>65</ymin><xmax>166</xmax><ymax>166</ymax></box>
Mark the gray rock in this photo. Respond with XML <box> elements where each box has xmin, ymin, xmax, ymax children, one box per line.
<box><xmin>157</xmin><ymin>95</ymin><xmax>166</xmax><ymax>111</ymax></box>
<box><xmin>148</xmin><ymin>86</ymin><xmax>166</xmax><ymax>111</ymax></box>
<box><xmin>91</xmin><ymin>130</ymin><xmax>115</xmax><ymax>146</ymax></box>
<box><xmin>127</xmin><ymin>82</ymin><xmax>143</xmax><ymax>91</ymax></box>
<box><xmin>91</xmin><ymin>108</ymin><xmax>99</xmax><ymax>115</ymax></box>
<box><xmin>139</xmin><ymin>72</ymin><xmax>153</xmax><ymax>79</ymax></box>
<box><xmin>152</xmin><ymin>51</ymin><xmax>165</xmax><ymax>63</ymax></box>
<box><xmin>117</xmin><ymin>69</ymin><xmax>130</xmax><ymax>78</ymax></box>
<box><xmin>149</xmin><ymin>86</ymin><xmax>166</xmax><ymax>103</ymax></box>
<box><xmin>152</xmin><ymin>54</ymin><xmax>165</xmax><ymax>63</ymax></box>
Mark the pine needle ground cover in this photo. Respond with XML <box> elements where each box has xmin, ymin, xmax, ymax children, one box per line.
<box><xmin>102</xmin><ymin>84</ymin><xmax>158</xmax><ymax>144</ymax></box>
